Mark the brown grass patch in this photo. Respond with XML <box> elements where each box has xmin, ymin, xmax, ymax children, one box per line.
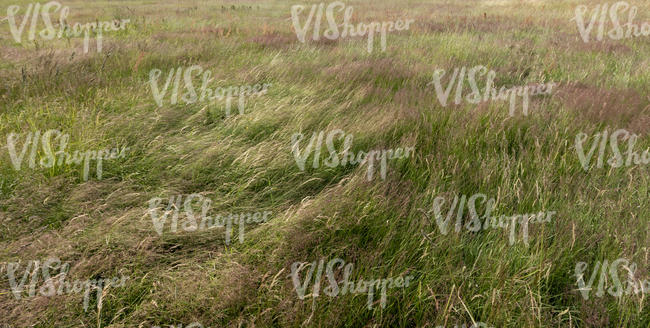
<box><xmin>248</xmin><ymin>31</ymin><xmax>298</xmax><ymax>49</ymax></box>
<box><xmin>556</xmin><ymin>82</ymin><xmax>650</xmax><ymax>133</ymax></box>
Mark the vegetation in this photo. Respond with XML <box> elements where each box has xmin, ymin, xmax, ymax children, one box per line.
<box><xmin>0</xmin><ymin>0</ymin><xmax>648</xmax><ymax>326</ymax></box>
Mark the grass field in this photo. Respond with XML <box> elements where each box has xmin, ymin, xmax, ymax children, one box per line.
<box><xmin>0</xmin><ymin>0</ymin><xmax>649</xmax><ymax>327</ymax></box>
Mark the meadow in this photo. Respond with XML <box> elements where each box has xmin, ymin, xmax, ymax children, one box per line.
<box><xmin>0</xmin><ymin>0</ymin><xmax>648</xmax><ymax>327</ymax></box>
